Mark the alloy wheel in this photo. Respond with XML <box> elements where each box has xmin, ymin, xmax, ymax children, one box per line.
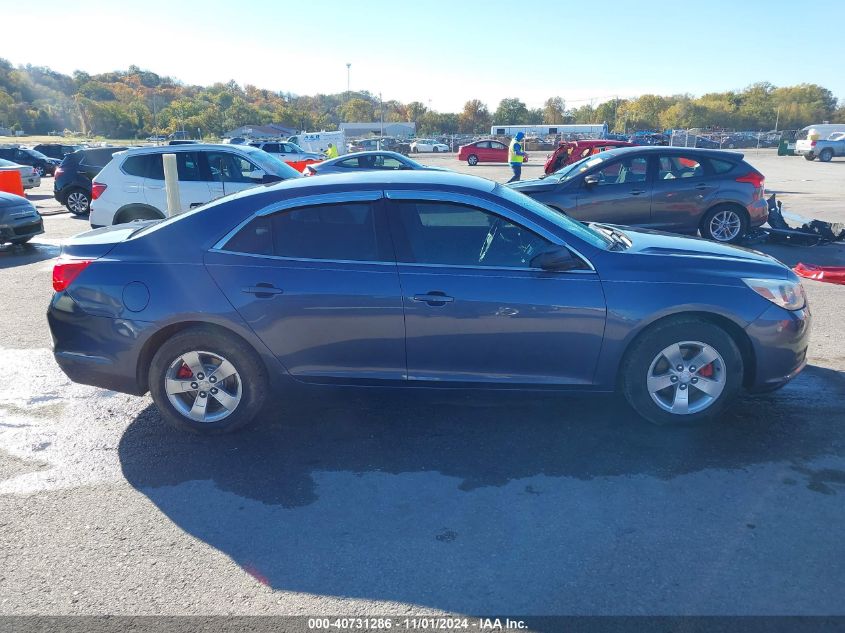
<box><xmin>67</xmin><ymin>191</ymin><xmax>89</xmax><ymax>214</ymax></box>
<box><xmin>646</xmin><ymin>341</ymin><xmax>726</xmax><ymax>415</ymax></box>
<box><xmin>708</xmin><ymin>209</ymin><xmax>742</xmax><ymax>242</ymax></box>
<box><xmin>165</xmin><ymin>350</ymin><xmax>242</xmax><ymax>423</ymax></box>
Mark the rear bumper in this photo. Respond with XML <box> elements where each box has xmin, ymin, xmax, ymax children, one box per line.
<box><xmin>746</xmin><ymin>303</ymin><xmax>811</xmax><ymax>392</ymax></box>
<box><xmin>48</xmin><ymin>292</ymin><xmax>151</xmax><ymax>395</ymax></box>
<box><xmin>748</xmin><ymin>198</ymin><xmax>768</xmax><ymax>228</ymax></box>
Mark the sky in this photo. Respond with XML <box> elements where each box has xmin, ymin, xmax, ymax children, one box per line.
<box><xmin>3</xmin><ymin>0</ymin><xmax>844</xmax><ymax>112</ymax></box>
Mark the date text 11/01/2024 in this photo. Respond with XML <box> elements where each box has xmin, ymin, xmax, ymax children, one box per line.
<box><xmin>307</xmin><ymin>617</ymin><xmax>528</xmax><ymax>630</ymax></box>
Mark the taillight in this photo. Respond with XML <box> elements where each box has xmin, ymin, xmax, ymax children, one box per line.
<box><xmin>736</xmin><ymin>171</ymin><xmax>764</xmax><ymax>189</ymax></box>
<box><xmin>810</xmin><ymin>140</ymin><xmax>817</xmax><ymax>147</ymax></box>
<box><xmin>53</xmin><ymin>167</ymin><xmax>63</xmax><ymax>177</ymax></box>
<box><xmin>52</xmin><ymin>257</ymin><xmax>93</xmax><ymax>292</ymax></box>
<box><xmin>91</xmin><ymin>182</ymin><xmax>107</xmax><ymax>200</ymax></box>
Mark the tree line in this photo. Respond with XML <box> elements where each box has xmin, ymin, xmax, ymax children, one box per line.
<box><xmin>1</xmin><ymin>58</ymin><xmax>843</xmax><ymax>139</ymax></box>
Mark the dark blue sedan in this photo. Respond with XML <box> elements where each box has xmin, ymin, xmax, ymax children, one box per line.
<box><xmin>48</xmin><ymin>171</ymin><xmax>811</xmax><ymax>434</ymax></box>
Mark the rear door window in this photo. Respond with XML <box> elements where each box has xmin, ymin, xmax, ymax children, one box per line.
<box><xmin>223</xmin><ymin>202</ymin><xmax>390</xmax><ymax>262</ymax></box>
<box><xmin>658</xmin><ymin>155</ymin><xmax>704</xmax><ymax>180</ymax></box>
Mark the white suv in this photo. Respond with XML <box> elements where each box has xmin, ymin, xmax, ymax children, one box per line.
<box><xmin>89</xmin><ymin>144</ymin><xmax>301</xmax><ymax>227</ymax></box>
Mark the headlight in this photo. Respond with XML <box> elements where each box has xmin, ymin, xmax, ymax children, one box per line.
<box><xmin>742</xmin><ymin>278</ymin><xmax>806</xmax><ymax>310</ymax></box>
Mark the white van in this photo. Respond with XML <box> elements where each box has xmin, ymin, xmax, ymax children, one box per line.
<box><xmin>287</xmin><ymin>131</ymin><xmax>346</xmax><ymax>155</ymax></box>
<box><xmin>89</xmin><ymin>144</ymin><xmax>301</xmax><ymax>227</ymax></box>
<box><xmin>796</xmin><ymin>124</ymin><xmax>845</xmax><ymax>141</ymax></box>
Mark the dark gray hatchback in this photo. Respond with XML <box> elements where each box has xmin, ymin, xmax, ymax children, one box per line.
<box><xmin>509</xmin><ymin>146</ymin><xmax>768</xmax><ymax>244</ymax></box>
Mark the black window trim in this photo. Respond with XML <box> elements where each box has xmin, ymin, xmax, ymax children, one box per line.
<box><xmin>211</xmin><ymin>191</ymin><xmax>394</xmax><ymax>266</ymax></box>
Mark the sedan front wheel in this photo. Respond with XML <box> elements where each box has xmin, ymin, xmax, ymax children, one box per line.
<box><xmin>621</xmin><ymin>318</ymin><xmax>743</xmax><ymax>426</ymax></box>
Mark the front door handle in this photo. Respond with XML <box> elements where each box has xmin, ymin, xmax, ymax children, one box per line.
<box><xmin>413</xmin><ymin>291</ymin><xmax>454</xmax><ymax>306</ymax></box>
<box><xmin>694</xmin><ymin>183</ymin><xmax>708</xmax><ymax>190</ymax></box>
<box><xmin>242</xmin><ymin>283</ymin><xmax>283</xmax><ymax>298</ymax></box>
<box><xmin>630</xmin><ymin>189</ymin><xmax>647</xmax><ymax>195</ymax></box>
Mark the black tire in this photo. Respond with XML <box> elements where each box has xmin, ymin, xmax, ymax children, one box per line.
<box><xmin>9</xmin><ymin>236</ymin><xmax>32</xmax><ymax>245</ymax></box>
<box><xmin>113</xmin><ymin>205</ymin><xmax>164</xmax><ymax>225</ymax></box>
<box><xmin>412</xmin><ymin>146</ymin><xmax>419</xmax><ymax>153</ymax></box>
<box><xmin>700</xmin><ymin>204</ymin><xmax>748</xmax><ymax>244</ymax></box>
<box><xmin>804</xmin><ymin>154</ymin><xmax>815</xmax><ymax>161</ymax></box>
<box><xmin>433</xmin><ymin>146</ymin><xmax>439</xmax><ymax>153</ymax></box>
<box><xmin>34</xmin><ymin>166</ymin><xmax>45</xmax><ymax>177</ymax></box>
<box><xmin>467</xmin><ymin>154</ymin><xmax>478</xmax><ymax>166</ymax></box>
<box><xmin>621</xmin><ymin>317</ymin><xmax>743</xmax><ymax>426</ymax></box>
<box><xmin>65</xmin><ymin>188</ymin><xmax>91</xmax><ymax>216</ymax></box>
<box><xmin>819</xmin><ymin>148</ymin><xmax>834</xmax><ymax>162</ymax></box>
<box><xmin>148</xmin><ymin>326</ymin><xmax>268</xmax><ymax>434</ymax></box>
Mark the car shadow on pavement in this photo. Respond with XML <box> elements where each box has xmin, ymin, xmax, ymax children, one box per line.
<box><xmin>118</xmin><ymin>364</ymin><xmax>845</xmax><ymax>610</ymax></box>
<box><xmin>0</xmin><ymin>242</ymin><xmax>59</xmax><ymax>269</ymax></box>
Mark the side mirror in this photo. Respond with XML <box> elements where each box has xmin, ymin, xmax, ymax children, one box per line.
<box><xmin>530</xmin><ymin>247</ymin><xmax>581</xmax><ymax>271</ymax></box>
<box><xmin>583</xmin><ymin>174</ymin><xmax>599</xmax><ymax>187</ymax></box>
<box><xmin>261</xmin><ymin>173</ymin><xmax>282</xmax><ymax>184</ymax></box>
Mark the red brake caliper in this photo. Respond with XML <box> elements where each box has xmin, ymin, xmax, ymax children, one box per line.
<box><xmin>176</xmin><ymin>363</ymin><xmax>194</xmax><ymax>379</ymax></box>
<box><xmin>698</xmin><ymin>363</ymin><xmax>714</xmax><ymax>378</ymax></box>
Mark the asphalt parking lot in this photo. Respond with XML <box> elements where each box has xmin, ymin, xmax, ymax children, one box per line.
<box><xmin>1</xmin><ymin>149</ymin><xmax>844</xmax><ymax>616</ymax></box>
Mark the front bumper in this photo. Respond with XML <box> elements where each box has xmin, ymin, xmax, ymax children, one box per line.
<box><xmin>746</xmin><ymin>303</ymin><xmax>811</xmax><ymax>392</ymax></box>
<box><xmin>0</xmin><ymin>217</ymin><xmax>44</xmax><ymax>242</ymax></box>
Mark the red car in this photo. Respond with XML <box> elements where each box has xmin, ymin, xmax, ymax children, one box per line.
<box><xmin>544</xmin><ymin>139</ymin><xmax>633</xmax><ymax>174</ymax></box>
<box><xmin>457</xmin><ymin>139</ymin><xmax>527</xmax><ymax>165</ymax></box>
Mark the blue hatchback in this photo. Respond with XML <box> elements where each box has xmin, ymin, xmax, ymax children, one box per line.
<box><xmin>48</xmin><ymin>171</ymin><xmax>811</xmax><ymax>433</ymax></box>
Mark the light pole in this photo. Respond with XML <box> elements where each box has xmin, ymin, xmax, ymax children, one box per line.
<box><xmin>346</xmin><ymin>63</ymin><xmax>351</xmax><ymax>97</ymax></box>
<box><xmin>379</xmin><ymin>92</ymin><xmax>384</xmax><ymax>136</ymax></box>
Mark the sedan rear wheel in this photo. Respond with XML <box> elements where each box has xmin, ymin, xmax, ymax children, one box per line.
<box><xmin>149</xmin><ymin>327</ymin><xmax>267</xmax><ymax>434</ymax></box>
<box><xmin>34</xmin><ymin>166</ymin><xmax>45</xmax><ymax>177</ymax></box>
<box><xmin>66</xmin><ymin>189</ymin><xmax>91</xmax><ymax>215</ymax></box>
<box><xmin>819</xmin><ymin>148</ymin><xmax>833</xmax><ymax>162</ymax></box>
<box><xmin>621</xmin><ymin>318</ymin><xmax>743</xmax><ymax>426</ymax></box>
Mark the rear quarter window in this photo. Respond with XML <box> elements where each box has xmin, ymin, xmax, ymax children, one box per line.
<box><xmin>708</xmin><ymin>158</ymin><xmax>736</xmax><ymax>174</ymax></box>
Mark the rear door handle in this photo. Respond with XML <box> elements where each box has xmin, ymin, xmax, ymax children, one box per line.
<box><xmin>242</xmin><ymin>284</ymin><xmax>283</xmax><ymax>298</ymax></box>
<box><xmin>413</xmin><ymin>292</ymin><xmax>454</xmax><ymax>306</ymax></box>
<box><xmin>694</xmin><ymin>184</ymin><xmax>709</xmax><ymax>190</ymax></box>
<box><xmin>630</xmin><ymin>189</ymin><xmax>647</xmax><ymax>196</ymax></box>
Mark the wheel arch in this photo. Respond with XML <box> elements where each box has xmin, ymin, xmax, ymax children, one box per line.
<box><xmin>617</xmin><ymin>311</ymin><xmax>756</xmax><ymax>390</ymax></box>
<box><xmin>114</xmin><ymin>203</ymin><xmax>165</xmax><ymax>225</ymax></box>
<box><xmin>136</xmin><ymin>320</ymin><xmax>273</xmax><ymax>394</ymax></box>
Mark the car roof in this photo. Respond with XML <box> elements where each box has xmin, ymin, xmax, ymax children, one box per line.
<box><xmin>270</xmin><ymin>169</ymin><xmax>495</xmax><ymax>193</ymax></box>
<box><xmin>598</xmin><ymin>145</ymin><xmax>745</xmax><ymax>160</ymax></box>
<box><xmin>332</xmin><ymin>150</ymin><xmax>406</xmax><ymax>159</ymax></box>
<box><xmin>120</xmin><ymin>143</ymin><xmax>264</xmax><ymax>156</ymax></box>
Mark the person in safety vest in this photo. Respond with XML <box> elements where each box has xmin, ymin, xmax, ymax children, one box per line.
<box><xmin>324</xmin><ymin>143</ymin><xmax>339</xmax><ymax>159</ymax></box>
<box><xmin>507</xmin><ymin>132</ymin><xmax>527</xmax><ymax>183</ymax></box>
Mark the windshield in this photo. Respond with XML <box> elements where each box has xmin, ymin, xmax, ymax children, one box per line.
<box><xmin>548</xmin><ymin>154</ymin><xmax>605</xmax><ymax>182</ymax></box>
<box><xmin>246</xmin><ymin>149</ymin><xmax>302</xmax><ymax>179</ymax></box>
<box><xmin>495</xmin><ymin>184</ymin><xmax>612</xmax><ymax>250</ymax></box>
<box><xmin>25</xmin><ymin>149</ymin><xmax>49</xmax><ymax>160</ymax></box>
<box><xmin>287</xmin><ymin>143</ymin><xmax>306</xmax><ymax>153</ymax></box>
